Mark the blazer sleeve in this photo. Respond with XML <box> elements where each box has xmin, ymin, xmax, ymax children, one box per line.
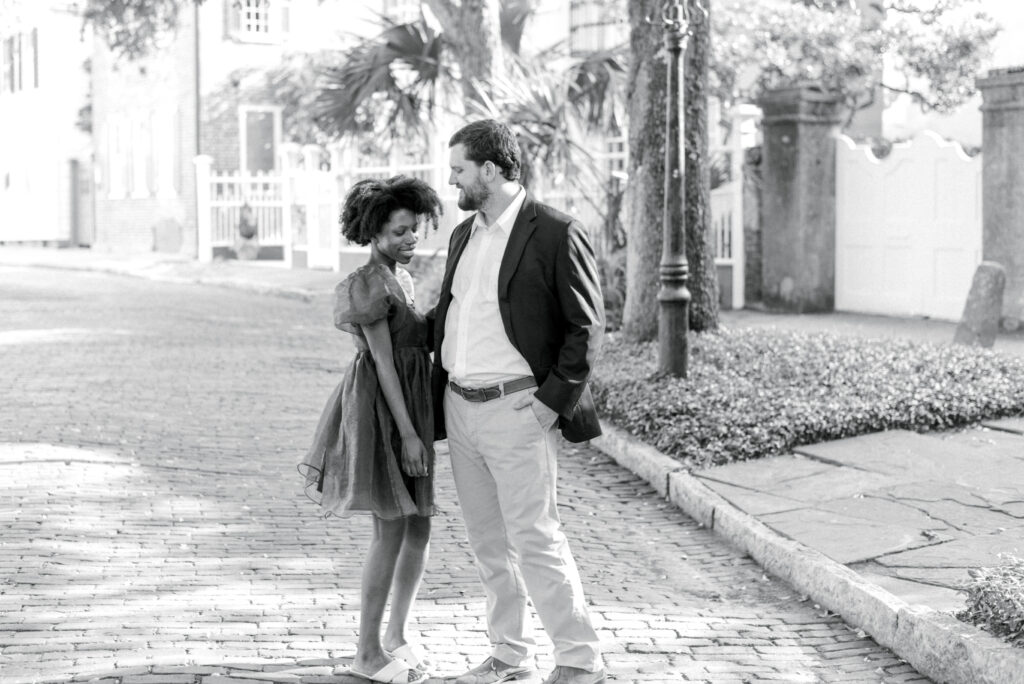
<box><xmin>534</xmin><ymin>220</ymin><xmax>606</xmax><ymax>419</ymax></box>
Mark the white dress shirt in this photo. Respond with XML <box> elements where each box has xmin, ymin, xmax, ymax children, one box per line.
<box><xmin>442</xmin><ymin>187</ymin><xmax>534</xmax><ymax>388</ymax></box>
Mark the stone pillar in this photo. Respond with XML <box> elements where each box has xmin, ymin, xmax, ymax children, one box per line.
<box><xmin>759</xmin><ymin>85</ymin><xmax>842</xmax><ymax>312</ymax></box>
<box><xmin>978</xmin><ymin>68</ymin><xmax>1024</xmax><ymax>330</ymax></box>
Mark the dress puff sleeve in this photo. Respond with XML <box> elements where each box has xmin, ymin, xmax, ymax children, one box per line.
<box><xmin>333</xmin><ymin>265</ymin><xmax>398</xmax><ymax>334</ymax></box>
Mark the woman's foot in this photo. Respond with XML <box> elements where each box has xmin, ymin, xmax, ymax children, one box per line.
<box><xmin>384</xmin><ymin>641</ymin><xmax>432</xmax><ymax>672</ymax></box>
<box><xmin>352</xmin><ymin>648</ymin><xmax>395</xmax><ymax>679</ymax></box>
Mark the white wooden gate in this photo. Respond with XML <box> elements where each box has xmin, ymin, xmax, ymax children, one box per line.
<box><xmin>835</xmin><ymin>131</ymin><xmax>982</xmax><ymax>321</ymax></box>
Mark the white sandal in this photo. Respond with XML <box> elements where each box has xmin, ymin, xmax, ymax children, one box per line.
<box><xmin>388</xmin><ymin>643</ymin><xmax>433</xmax><ymax>673</ymax></box>
<box><xmin>349</xmin><ymin>657</ymin><xmax>428</xmax><ymax>683</ymax></box>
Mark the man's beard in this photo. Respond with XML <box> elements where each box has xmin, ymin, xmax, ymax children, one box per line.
<box><xmin>457</xmin><ymin>181</ymin><xmax>490</xmax><ymax>211</ymax></box>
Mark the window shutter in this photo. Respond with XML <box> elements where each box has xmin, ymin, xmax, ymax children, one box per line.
<box><xmin>224</xmin><ymin>0</ymin><xmax>241</xmax><ymax>38</ymax></box>
<box><xmin>280</xmin><ymin>1</ymin><xmax>290</xmax><ymax>35</ymax></box>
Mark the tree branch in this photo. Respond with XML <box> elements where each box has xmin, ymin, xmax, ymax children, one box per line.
<box><xmin>879</xmin><ymin>81</ymin><xmax>938</xmax><ymax>110</ymax></box>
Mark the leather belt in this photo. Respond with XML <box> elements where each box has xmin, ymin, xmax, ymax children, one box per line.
<box><xmin>449</xmin><ymin>377</ymin><xmax>537</xmax><ymax>402</ymax></box>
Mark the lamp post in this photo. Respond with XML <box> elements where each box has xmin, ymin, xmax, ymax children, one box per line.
<box><xmin>658</xmin><ymin>0</ymin><xmax>693</xmax><ymax>376</ymax></box>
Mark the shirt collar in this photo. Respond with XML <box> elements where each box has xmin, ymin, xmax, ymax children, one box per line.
<box><xmin>471</xmin><ymin>186</ymin><xmax>526</xmax><ymax>238</ymax></box>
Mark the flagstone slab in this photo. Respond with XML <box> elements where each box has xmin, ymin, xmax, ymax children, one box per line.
<box><xmin>874</xmin><ymin>531</ymin><xmax>1024</xmax><ymax>569</ymax></box>
<box><xmin>855</xmin><ymin>570</ymin><xmax>964</xmax><ymax>612</ymax></box>
<box><xmin>701</xmin><ymin>455</ymin><xmax>900</xmax><ymax>505</ymax></box>
<box><xmin>759</xmin><ymin>505</ymin><xmax>954</xmax><ymax>564</ymax></box>
<box><xmin>871</xmin><ymin>483</ymin><xmax>1024</xmax><ymax>534</ymax></box>
<box><xmin>888</xmin><ymin>566</ymin><xmax>972</xmax><ymax>589</ymax></box>
<box><xmin>983</xmin><ymin>416</ymin><xmax>1024</xmax><ymax>435</ymax></box>
<box><xmin>694</xmin><ymin>479</ymin><xmax>807</xmax><ymax>516</ymax></box>
<box><xmin>799</xmin><ymin>429</ymin><xmax>1024</xmax><ymax>504</ymax></box>
<box><xmin>795</xmin><ymin>430</ymin><xmax>978</xmax><ymax>480</ymax></box>
<box><xmin>937</xmin><ymin>427</ymin><xmax>1024</xmax><ymax>459</ymax></box>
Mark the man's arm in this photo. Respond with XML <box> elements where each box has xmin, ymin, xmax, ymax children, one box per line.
<box><xmin>533</xmin><ymin>220</ymin><xmax>605</xmax><ymax>420</ymax></box>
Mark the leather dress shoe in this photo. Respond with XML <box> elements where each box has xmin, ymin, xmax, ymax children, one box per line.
<box><xmin>541</xmin><ymin>666</ymin><xmax>606</xmax><ymax>684</ymax></box>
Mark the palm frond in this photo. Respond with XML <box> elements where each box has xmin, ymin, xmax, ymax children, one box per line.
<box><xmin>314</xmin><ymin>17</ymin><xmax>454</xmax><ymax>140</ymax></box>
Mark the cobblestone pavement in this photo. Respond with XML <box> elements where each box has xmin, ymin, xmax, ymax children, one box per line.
<box><xmin>0</xmin><ymin>268</ymin><xmax>930</xmax><ymax>684</ymax></box>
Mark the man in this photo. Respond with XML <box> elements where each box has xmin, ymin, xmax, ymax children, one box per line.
<box><xmin>430</xmin><ymin>119</ymin><xmax>606</xmax><ymax>684</ymax></box>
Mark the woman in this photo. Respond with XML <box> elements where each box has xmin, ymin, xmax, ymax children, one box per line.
<box><xmin>299</xmin><ymin>176</ymin><xmax>442</xmax><ymax>684</ymax></box>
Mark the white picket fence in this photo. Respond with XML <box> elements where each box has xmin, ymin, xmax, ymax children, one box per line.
<box><xmin>194</xmin><ymin>119</ymin><xmax>752</xmax><ymax>309</ymax></box>
<box><xmin>194</xmin><ymin>138</ymin><xmax>629</xmax><ymax>269</ymax></box>
<box><xmin>835</xmin><ymin>131</ymin><xmax>982</xmax><ymax>321</ymax></box>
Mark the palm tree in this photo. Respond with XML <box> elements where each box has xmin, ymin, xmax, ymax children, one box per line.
<box><xmin>312</xmin><ymin>1</ymin><xmax>627</xmax><ymax>232</ymax></box>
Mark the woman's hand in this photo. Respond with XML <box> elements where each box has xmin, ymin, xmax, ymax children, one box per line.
<box><xmin>400</xmin><ymin>434</ymin><xmax>429</xmax><ymax>478</ymax></box>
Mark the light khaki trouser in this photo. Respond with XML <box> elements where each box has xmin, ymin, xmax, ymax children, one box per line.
<box><xmin>444</xmin><ymin>385</ymin><xmax>602</xmax><ymax>672</ymax></box>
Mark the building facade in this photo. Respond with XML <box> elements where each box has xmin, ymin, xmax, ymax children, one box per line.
<box><xmin>0</xmin><ymin>1</ymin><xmax>93</xmax><ymax>245</ymax></box>
<box><xmin>90</xmin><ymin>0</ymin><xmax>364</xmax><ymax>254</ymax></box>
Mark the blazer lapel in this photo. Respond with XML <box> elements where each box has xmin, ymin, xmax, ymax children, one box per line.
<box><xmin>498</xmin><ymin>196</ymin><xmax>538</xmax><ymax>300</ymax></box>
<box><xmin>441</xmin><ymin>217</ymin><xmax>474</xmax><ymax>303</ymax></box>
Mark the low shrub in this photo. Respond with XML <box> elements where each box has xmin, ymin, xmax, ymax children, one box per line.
<box><xmin>958</xmin><ymin>554</ymin><xmax>1024</xmax><ymax>647</ymax></box>
<box><xmin>591</xmin><ymin>328</ymin><xmax>1024</xmax><ymax>468</ymax></box>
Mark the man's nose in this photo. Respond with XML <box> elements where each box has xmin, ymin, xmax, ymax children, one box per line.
<box><xmin>448</xmin><ymin>170</ymin><xmax>456</xmax><ymax>185</ymax></box>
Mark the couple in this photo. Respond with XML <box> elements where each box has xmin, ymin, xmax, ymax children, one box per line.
<box><xmin>299</xmin><ymin>119</ymin><xmax>606</xmax><ymax>684</ymax></box>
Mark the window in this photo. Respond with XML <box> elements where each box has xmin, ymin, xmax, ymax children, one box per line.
<box><xmin>238</xmin><ymin>105</ymin><xmax>282</xmax><ymax>173</ymax></box>
<box><xmin>1</xmin><ymin>29</ymin><xmax>39</xmax><ymax>93</ymax></box>
<box><xmin>225</xmin><ymin>0</ymin><xmax>290</xmax><ymax>43</ymax></box>
<box><xmin>107</xmin><ymin>117</ymin><xmax>128</xmax><ymax>199</ymax></box>
<box><xmin>2</xmin><ymin>35</ymin><xmax>18</xmax><ymax>93</ymax></box>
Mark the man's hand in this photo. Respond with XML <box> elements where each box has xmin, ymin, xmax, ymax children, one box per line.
<box><xmin>513</xmin><ymin>392</ymin><xmax>558</xmax><ymax>430</ymax></box>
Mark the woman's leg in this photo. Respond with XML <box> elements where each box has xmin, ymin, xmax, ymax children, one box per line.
<box><xmin>353</xmin><ymin>515</ymin><xmax>405</xmax><ymax>674</ymax></box>
<box><xmin>383</xmin><ymin>514</ymin><xmax>431</xmax><ymax>651</ymax></box>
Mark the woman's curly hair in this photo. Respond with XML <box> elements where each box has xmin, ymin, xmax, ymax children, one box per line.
<box><xmin>339</xmin><ymin>176</ymin><xmax>443</xmax><ymax>246</ymax></box>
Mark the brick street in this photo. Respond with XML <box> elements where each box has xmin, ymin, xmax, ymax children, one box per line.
<box><xmin>0</xmin><ymin>268</ymin><xmax>929</xmax><ymax>684</ymax></box>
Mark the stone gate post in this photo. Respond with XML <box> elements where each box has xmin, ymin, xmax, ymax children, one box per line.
<box><xmin>978</xmin><ymin>68</ymin><xmax>1024</xmax><ymax>330</ymax></box>
<box><xmin>759</xmin><ymin>85</ymin><xmax>842</xmax><ymax>312</ymax></box>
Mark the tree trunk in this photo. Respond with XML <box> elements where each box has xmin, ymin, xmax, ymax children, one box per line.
<box><xmin>685</xmin><ymin>0</ymin><xmax>719</xmax><ymax>332</ymax></box>
<box><xmin>621</xmin><ymin>0</ymin><xmax>666</xmax><ymax>342</ymax></box>
<box><xmin>622</xmin><ymin>0</ymin><xmax>719</xmax><ymax>342</ymax></box>
<box><xmin>425</xmin><ymin>0</ymin><xmax>505</xmax><ymax>102</ymax></box>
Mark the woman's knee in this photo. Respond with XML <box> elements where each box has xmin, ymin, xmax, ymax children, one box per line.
<box><xmin>403</xmin><ymin>515</ymin><xmax>431</xmax><ymax>548</ymax></box>
<box><xmin>370</xmin><ymin>516</ymin><xmax>406</xmax><ymax>549</ymax></box>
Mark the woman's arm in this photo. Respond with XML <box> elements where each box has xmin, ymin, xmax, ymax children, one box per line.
<box><xmin>361</xmin><ymin>318</ymin><xmax>428</xmax><ymax>477</ymax></box>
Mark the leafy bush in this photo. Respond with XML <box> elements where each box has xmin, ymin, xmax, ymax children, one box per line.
<box><xmin>958</xmin><ymin>555</ymin><xmax>1024</xmax><ymax>647</ymax></box>
<box><xmin>591</xmin><ymin>328</ymin><xmax>1024</xmax><ymax>468</ymax></box>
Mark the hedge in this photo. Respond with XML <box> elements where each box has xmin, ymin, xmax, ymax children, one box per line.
<box><xmin>591</xmin><ymin>328</ymin><xmax>1024</xmax><ymax>468</ymax></box>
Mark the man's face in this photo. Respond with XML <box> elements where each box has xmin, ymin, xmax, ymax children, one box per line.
<box><xmin>448</xmin><ymin>143</ymin><xmax>490</xmax><ymax>211</ymax></box>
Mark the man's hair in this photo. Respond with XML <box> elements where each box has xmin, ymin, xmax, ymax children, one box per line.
<box><xmin>339</xmin><ymin>175</ymin><xmax>442</xmax><ymax>246</ymax></box>
<box><xmin>449</xmin><ymin>119</ymin><xmax>521</xmax><ymax>182</ymax></box>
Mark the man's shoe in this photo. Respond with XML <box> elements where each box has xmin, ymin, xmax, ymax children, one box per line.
<box><xmin>541</xmin><ymin>666</ymin><xmax>606</xmax><ymax>684</ymax></box>
<box><xmin>454</xmin><ymin>656</ymin><xmax>538</xmax><ymax>684</ymax></box>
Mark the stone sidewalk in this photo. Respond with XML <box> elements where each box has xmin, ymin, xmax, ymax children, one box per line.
<box><xmin>4</xmin><ymin>247</ymin><xmax>1024</xmax><ymax>682</ymax></box>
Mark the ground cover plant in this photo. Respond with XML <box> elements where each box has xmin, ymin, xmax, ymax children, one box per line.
<box><xmin>958</xmin><ymin>554</ymin><xmax>1024</xmax><ymax>648</ymax></box>
<box><xmin>591</xmin><ymin>328</ymin><xmax>1024</xmax><ymax>468</ymax></box>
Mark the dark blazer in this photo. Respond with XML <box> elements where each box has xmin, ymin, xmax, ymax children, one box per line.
<box><xmin>430</xmin><ymin>194</ymin><xmax>605</xmax><ymax>443</ymax></box>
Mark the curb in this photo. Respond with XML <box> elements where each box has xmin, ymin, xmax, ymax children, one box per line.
<box><xmin>591</xmin><ymin>424</ymin><xmax>1024</xmax><ymax>684</ymax></box>
<box><xmin>5</xmin><ymin>257</ymin><xmax>324</xmax><ymax>302</ymax></box>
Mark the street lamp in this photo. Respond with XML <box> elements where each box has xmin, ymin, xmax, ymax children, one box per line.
<box><xmin>658</xmin><ymin>0</ymin><xmax>693</xmax><ymax>376</ymax></box>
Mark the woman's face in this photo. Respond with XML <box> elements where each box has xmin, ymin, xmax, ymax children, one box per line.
<box><xmin>373</xmin><ymin>208</ymin><xmax>420</xmax><ymax>264</ymax></box>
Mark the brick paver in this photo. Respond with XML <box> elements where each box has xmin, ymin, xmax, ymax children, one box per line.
<box><xmin>0</xmin><ymin>268</ymin><xmax>930</xmax><ymax>683</ymax></box>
